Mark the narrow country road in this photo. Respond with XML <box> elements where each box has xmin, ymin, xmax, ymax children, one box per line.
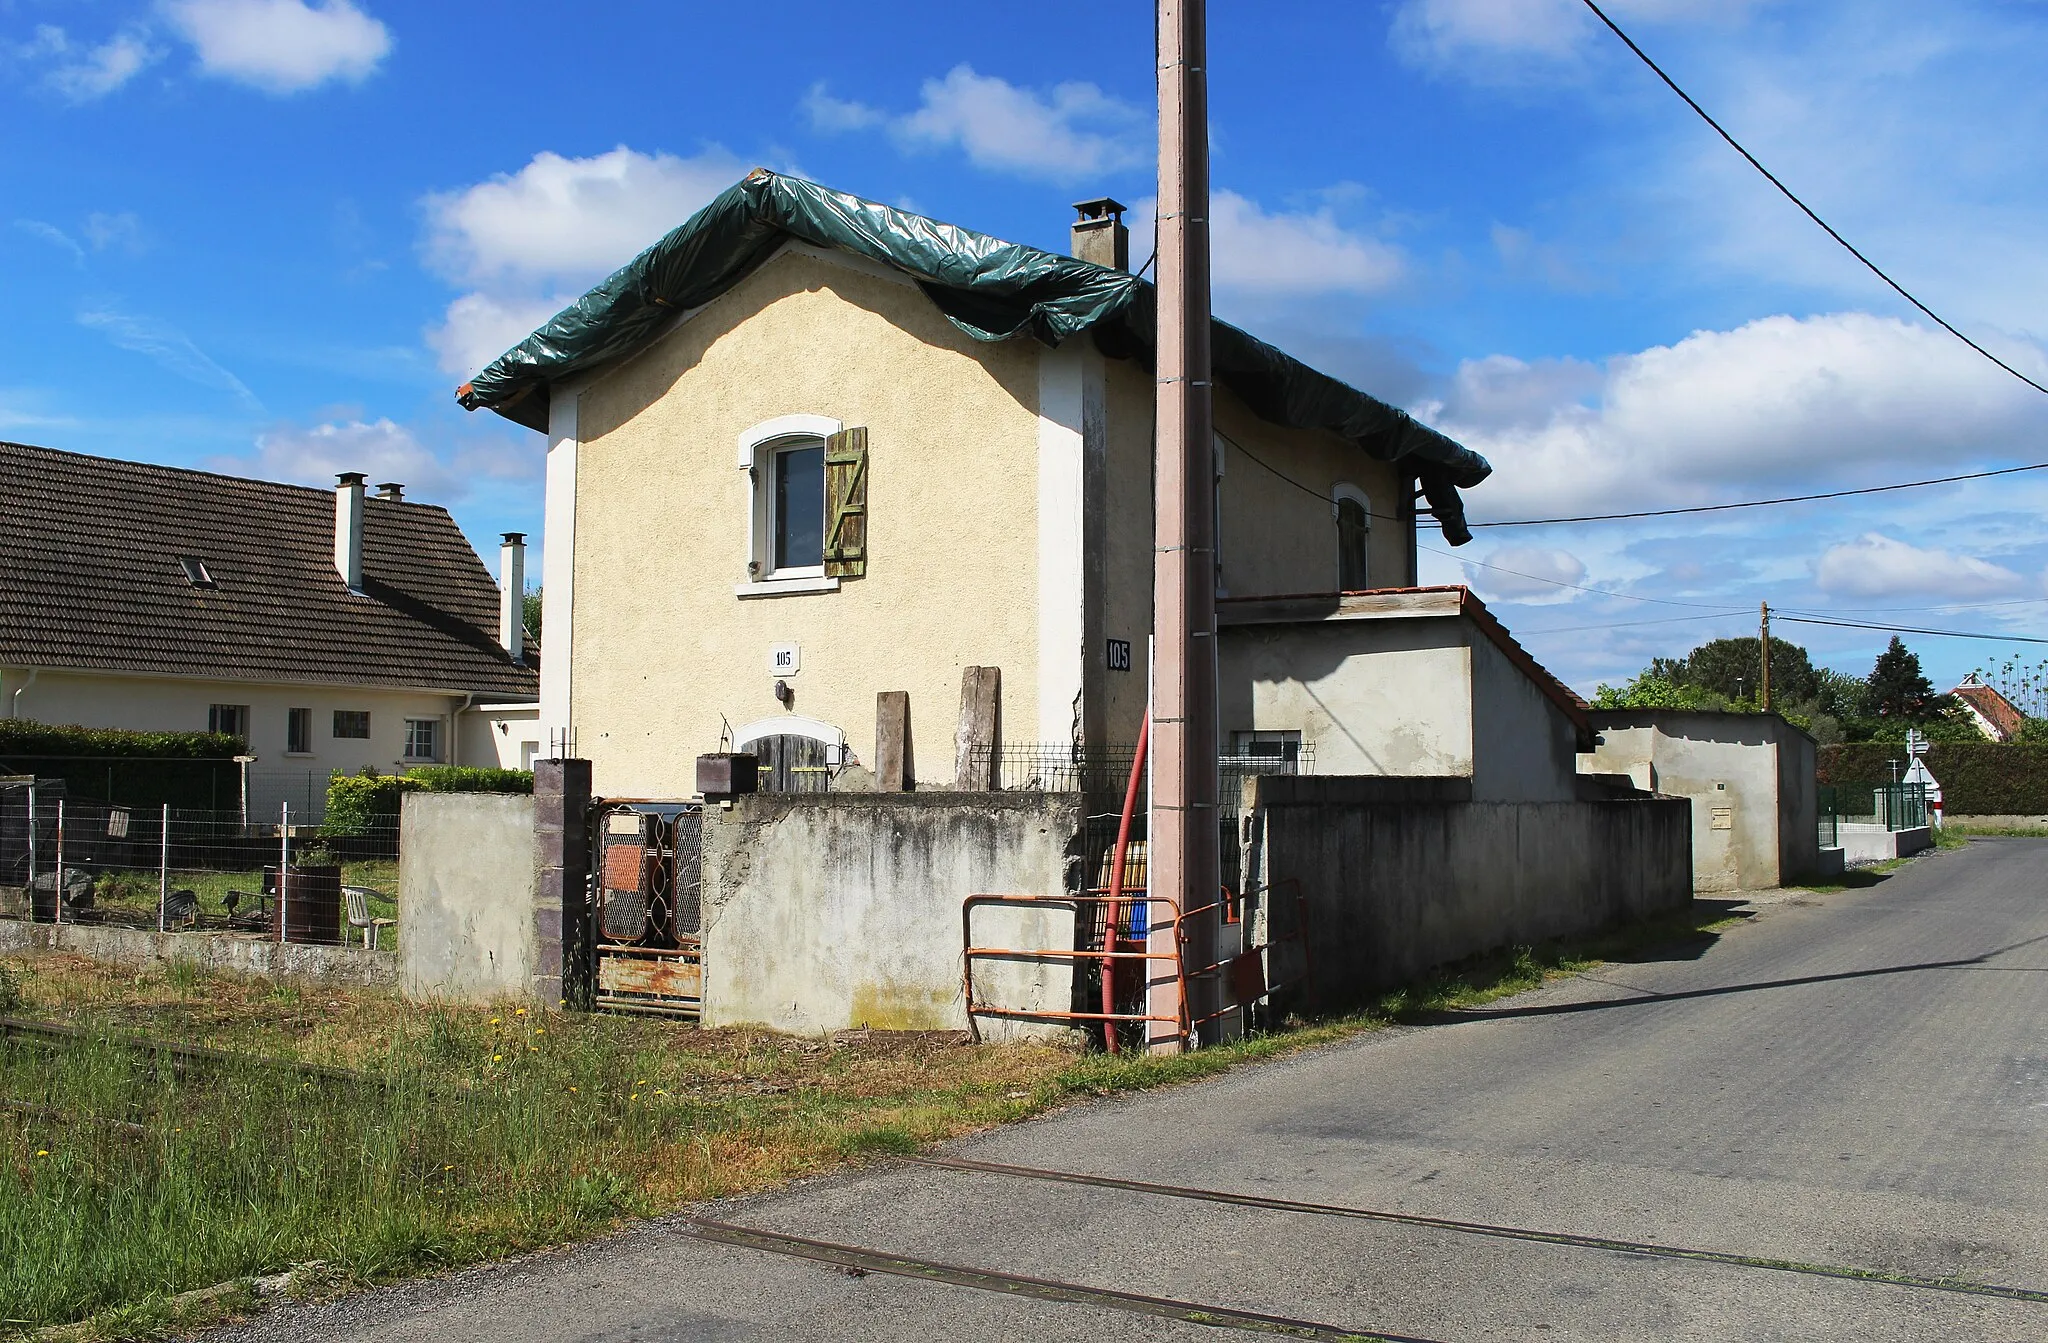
<box><xmin>213</xmin><ymin>838</ymin><xmax>2048</xmax><ymax>1342</ymax></box>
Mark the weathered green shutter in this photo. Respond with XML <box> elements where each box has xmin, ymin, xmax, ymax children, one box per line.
<box><xmin>823</xmin><ymin>426</ymin><xmax>868</xmax><ymax>578</ymax></box>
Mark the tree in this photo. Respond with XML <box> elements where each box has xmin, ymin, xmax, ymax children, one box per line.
<box><xmin>1866</xmin><ymin>636</ymin><xmax>1936</xmax><ymax>719</ymax></box>
<box><xmin>1680</xmin><ymin>636</ymin><xmax>1818</xmax><ymax>704</ymax></box>
<box><xmin>1591</xmin><ymin>674</ymin><xmax>1722</xmax><ymax>711</ymax></box>
<box><xmin>522</xmin><ymin>586</ymin><xmax>542</xmax><ymax>645</ymax></box>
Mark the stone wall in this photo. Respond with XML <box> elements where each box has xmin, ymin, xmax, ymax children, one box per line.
<box><xmin>398</xmin><ymin>791</ymin><xmax>542</xmax><ymax>1004</ymax></box>
<box><xmin>0</xmin><ymin>919</ymin><xmax>395</xmax><ymax>985</ymax></box>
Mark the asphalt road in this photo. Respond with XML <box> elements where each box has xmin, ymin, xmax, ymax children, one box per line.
<box><xmin>213</xmin><ymin>838</ymin><xmax>2048</xmax><ymax>1343</ymax></box>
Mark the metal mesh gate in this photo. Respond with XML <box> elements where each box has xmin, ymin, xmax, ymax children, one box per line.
<box><xmin>592</xmin><ymin>801</ymin><xmax>703</xmax><ymax>1017</ymax></box>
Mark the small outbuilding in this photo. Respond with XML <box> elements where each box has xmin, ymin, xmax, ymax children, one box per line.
<box><xmin>1580</xmin><ymin>710</ymin><xmax>1826</xmax><ymax>891</ymax></box>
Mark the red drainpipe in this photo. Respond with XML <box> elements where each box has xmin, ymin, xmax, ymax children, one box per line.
<box><xmin>1101</xmin><ymin>715</ymin><xmax>1150</xmax><ymax>1054</ymax></box>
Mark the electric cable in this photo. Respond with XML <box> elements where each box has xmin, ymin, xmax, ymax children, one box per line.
<box><xmin>1579</xmin><ymin>0</ymin><xmax>2048</xmax><ymax>399</ymax></box>
<box><xmin>1770</xmin><ymin>613</ymin><xmax>2048</xmax><ymax>645</ymax></box>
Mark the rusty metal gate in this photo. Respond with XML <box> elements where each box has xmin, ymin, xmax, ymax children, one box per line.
<box><xmin>592</xmin><ymin>801</ymin><xmax>703</xmax><ymax>1017</ymax></box>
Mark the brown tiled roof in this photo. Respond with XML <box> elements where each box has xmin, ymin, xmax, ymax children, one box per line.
<box><xmin>0</xmin><ymin>441</ymin><xmax>536</xmax><ymax>699</ymax></box>
<box><xmin>1951</xmin><ymin>677</ymin><xmax>2025</xmax><ymax>741</ymax></box>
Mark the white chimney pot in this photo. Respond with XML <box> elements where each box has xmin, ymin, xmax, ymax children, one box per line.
<box><xmin>334</xmin><ymin>472</ymin><xmax>365</xmax><ymax>592</ymax></box>
<box><xmin>499</xmin><ymin>532</ymin><xmax>527</xmax><ymax>663</ymax></box>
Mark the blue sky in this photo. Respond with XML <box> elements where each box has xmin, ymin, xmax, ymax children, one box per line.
<box><xmin>6</xmin><ymin>0</ymin><xmax>2048</xmax><ymax>694</ymax></box>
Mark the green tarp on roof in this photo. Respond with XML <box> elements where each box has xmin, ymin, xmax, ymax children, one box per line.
<box><xmin>457</xmin><ymin>170</ymin><xmax>1491</xmax><ymax>543</ymax></box>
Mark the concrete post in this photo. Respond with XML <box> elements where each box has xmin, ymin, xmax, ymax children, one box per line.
<box><xmin>533</xmin><ymin>757</ymin><xmax>594</xmax><ymax>1010</ymax></box>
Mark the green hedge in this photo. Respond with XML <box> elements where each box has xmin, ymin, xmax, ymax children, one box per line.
<box><xmin>0</xmin><ymin>721</ymin><xmax>244</xmax><ymax>808</ymax></box>
<box><xmin>1817</xmin><ymin>743</ymin><xmax>2048</xmax><ymax>815</ymax></box>
<box><xmin>323</xmin><ymin>766</ymin><xmax>534</xmax><ymax>836</ymax></box>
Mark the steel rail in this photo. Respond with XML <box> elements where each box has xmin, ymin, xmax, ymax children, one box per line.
<box><xmin>905</xmin><ymin>1155</ymin><xmax>2048</xmax><ymax>1306</ymax></box>
<box><xmin>0</xmin><ymin>1014</ymin><xmax>370</xmax><ymax>1086</ymax></box>
<box><xmin>685</xmin><ymin>1216</ymin><xmax>1431</xmax><ymax>1341</ymax></box>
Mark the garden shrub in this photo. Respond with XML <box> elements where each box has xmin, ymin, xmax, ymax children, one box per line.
<box><xmin>1817</xmin><ymin>743</ymin><xmax>2048</xmax><ymax>814</ymax></box>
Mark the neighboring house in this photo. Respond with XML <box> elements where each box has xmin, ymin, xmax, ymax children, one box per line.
<box><xmin>456</xmin><ymin>172</ymin><xmax>1494</xmax><ymax>796</ymax></box>
<box><xmin>1579</xmin><ymin>710</ymin><xmax>1823</xmax><ymax>891</ymax></box>
<box><xmin>1950</xmin><ymin>673</ymin><xmax>2026</xmax><ymax>743</ymax></box>
<box><xmin>0</xmin><ymin>442</ymin><xmax>538</xmax><ymax>815</ymax></box>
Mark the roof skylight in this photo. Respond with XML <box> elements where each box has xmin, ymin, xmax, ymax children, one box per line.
<box><xmin>178</xmin><ymin>556</ymin><xmax>217</xmax><ymax>589</ymax></box>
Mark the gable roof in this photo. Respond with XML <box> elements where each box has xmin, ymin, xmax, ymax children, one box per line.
<box><xmin>0</xmin><ymin>441</ymin><xmax>536</xmax><ymax>700</ymax></box>
<box><xmin>455</xmin><ymin>170</ymin><xmax>1493</xmax><ymax>544</ymax></box>
<box><xmin>1951</xmin><ymin>673</ymin><xmax>2025</xmax><ymax>741</ymax></box>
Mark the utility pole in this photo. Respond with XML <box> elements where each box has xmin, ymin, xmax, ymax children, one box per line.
<box><xmin>1150</xmin><ymin>0</ymin><xmax>1220</xmax><ymax>1054</ymax></box>
<box><xmin>1759</xmin><ymin>601</ymin><xmax>1772</xmax><ymax>713</ymax></box>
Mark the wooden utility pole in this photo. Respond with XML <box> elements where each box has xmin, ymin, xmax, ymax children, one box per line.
<box><xmin>1150</xmin><ymin>0</ymin><xmax>1220</xmax><ymax>1053</ymax></box>
<box><xmin>1759</xmin><ymin>602</ymin><xmax>1772</xmax><ymax>712</ymax></box>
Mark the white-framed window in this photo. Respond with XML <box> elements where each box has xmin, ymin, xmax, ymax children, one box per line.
<box><xmin>333</xmin><ymin>709</ymin><xmax>370</xmax><ymax>739</ymax></box>
<box><xmin>286</xmin><ymin>707</ymin><xmax>312</xmax><ymax>755</ymax></box>
<box><xmin>1333</xmin><ymin>483</ymin><xmax>1372</xmax><ymax>591</ymax></box>
<box><xmin>403</xmin><ymin>717</ymin><xmax>442</xmax><ymax>762</ymax></box>
<box><xmin>735</xmin><ymin>415</ymin><xmax>843</xmax><ymax>597</ymax></box>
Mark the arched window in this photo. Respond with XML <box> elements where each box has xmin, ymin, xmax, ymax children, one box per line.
<box><xmin>1333</xmin><ymin>484</ymin><xmax>1371</xmax><ymax>591</ymax></box>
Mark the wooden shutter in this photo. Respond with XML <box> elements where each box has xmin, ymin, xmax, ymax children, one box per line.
<box><xmin>823</xmin><ymin>426</ymin><xmax>868</xmax><ymax>578</ymax></box>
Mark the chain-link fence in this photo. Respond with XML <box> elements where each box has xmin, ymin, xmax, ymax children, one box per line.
<box><xmin>0</xmin><ymin>785</ymin><xmax>398</xmax><ymax>944</ymax></box>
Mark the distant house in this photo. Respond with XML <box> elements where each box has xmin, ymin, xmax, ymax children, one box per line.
<box><xmin>1950</xmin><ymin>673</ymin><xmax>2025</xmax><ymax>742</ymax></box>
<box><xmin>0</xmin><ymin>442</ymin><xmax>540</xmax><ymax>815</ymax></box>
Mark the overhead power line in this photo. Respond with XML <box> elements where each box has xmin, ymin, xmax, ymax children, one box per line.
<box><xmin>1578</xmin><ymin>0</ymin><xmax>2048</xmax><ymax>399</ymax></box>
<box><xmin>1450</xmin><ymin>461</ymin><xmax>2048</xmax><ymax>530</ymax></box>
<box><xmin>1771</xmin><ymin>614</ymin><xmax>2048</xmax><ymax>646</ymax></box>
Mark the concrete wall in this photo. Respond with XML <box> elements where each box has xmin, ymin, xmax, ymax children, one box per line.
<box><xmin>1252</xmin><ymin>775</ymin><xmax>1692</xmax><ymax>1007</ymax></box>
<box><xmin>1218</xmin><ymin>611</ymin><xmax>1583</xmax><ymax>802</ymax></box>
<box><xmin>0</xmin><ymin>667</ymin><xmax>468</xmax><ymax>814</ymax></box>
<box><xmin>698</xmin><ymin>791</ymin><xmax>1081</xmax><ymax>1038</ymax></box>
<box><xmin>1582</xmin><ymin>712</ymin><xmax>1821</xmax><ymax>891</ymax></box>
<box><xmin>398</xmin><ymin>792</ymin><xmax>541</xmax><ymax>1003</ymax></box>
<box><xmin>0</xmin><ymin>919</ymin><xmax>396</xmax><ymax>985</ymax></box>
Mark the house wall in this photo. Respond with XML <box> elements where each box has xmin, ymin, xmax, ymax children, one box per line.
<box><xmin>568</xmin><ymin>247</ymin><xmax>1045</xmax><ymax>796</ymax></box>
<box><xmin>1216</xmin><ymin>613</ymin><xmax>1583</xmax><ymax>801</ymax></box>
<box><xmin>1581</xmin><ymin>713</ymin><xmax>1820</xmax><ymax>891</ymax></box>
<box><xmin>0</xmin><ymin>667</ymin><xmax>465</xmax><ymax>816</ymax></box>
<box><xmin>697</xmin><ymin>792</ymin><xmax>1081</xmax><ymax>1038</ymax></box>
<box><xmin>461</xmin><ymin>703</ymin><xmax>543</xmax><ymax>771</ymax></box>
<box><xmin>1091</xmin><ymin>363</ymin><xmax>1411</xmax><ymax>752</ymax></box>
<box><xmin>1251</xmin><ymin>776</ymin><xmax>1692</xmax><ymax>1005</ymax></box>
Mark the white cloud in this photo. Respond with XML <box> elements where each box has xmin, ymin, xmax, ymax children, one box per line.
<box><xmin>428</xmin><ymin>292</ymin><xmax>570</xmax><ymax>380</ymax></box>
<box><xmin>15</xmin><ymin>220</ymin><xmax>86</xmax><ymax>266</ymax></box>
<box><xmin>1209</xmin><ymin>190</ymin><xmax>1405</xmax><ymax>295</ymax></box>
<box><xmin>1464</xmin><ymin>545</ymin><xmax>1589</xmax><ymax>605</ymax></box>
<box><xmin>800</xmin><ymin>82</ymin><xmax>885</xmax><ymax>133</ymax></box>
<box><xmin>1391</xmin><ymin>0</ymin><xmax>1772</xmax><ymax>75</ymax></box>
<box><xmin>1427</xmin><ymin>312</ymin><xmax>2048</xmax><ymax>520</ymax></box>
<box><xmin>40</xmin><ymin>28</ymin><xmax>160</xmax><ymax>101</ymax></box>
<box><xmin>1813</xmin><ymin>533</ymin><xmax>2024</xmax><ymax>600</ymax></box>
<box><xmin>162</xmin><ymin>0</ymin><xmax>389</xmax><ymax>94</ymax></box>
<box><xmin>83</xmin><ymin>211</ymin><xmax>147</xmax><ymax>254</ymax></box>
<box><xmin>423</xmin><ymin>145</ymin><xmax>744</xmax><ymax>287</ymax></box>
<box><xmin>227</xmin><ymin>417</ymin><xmax>542</xmax><ymax>500</ymax></box>
<box><xmin>77</xmin><ymin>306</ymin><xmax>261</xmax><ymax>408</ymax></box>
<box><xmin>808</xmin><ymin>65</ymin><xmax>1147</xmax><ymax>184</ymax></box>
<box><xmin>421</xmin><ymin>145</ymin><xmax>746</xmax><ymax>377</ymax></box>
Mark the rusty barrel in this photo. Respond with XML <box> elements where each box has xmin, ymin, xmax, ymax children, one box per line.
<box><xmin>264</xmin><ymin>864</ymin><xmax>343</xmax><ymax>944</ymax></box>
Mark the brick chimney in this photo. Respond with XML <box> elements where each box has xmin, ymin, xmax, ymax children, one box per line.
<box><xmin>375</xmin><ymin>482</ymin><xmax>404</xmax><ymax>502</ymax></box>
<box><xmin>499</xmin><ymin>532</ymin><xmax>526</xmax><ymax>664</ymax></box>
<box><xmin>1071</xmin><ymin>197</ymin><xmax>1129</xmax><ymax>271</ymax></box>
<box><xmin>334</xmin><ymin>472</ymin><xmax>365</xmax><ymax>592</ymax></box>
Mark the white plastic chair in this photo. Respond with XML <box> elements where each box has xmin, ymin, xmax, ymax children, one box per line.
<box><xmin>343</xmin><ymin>886</ymin><xmax>396</xmax><ymax>950</ymax></box>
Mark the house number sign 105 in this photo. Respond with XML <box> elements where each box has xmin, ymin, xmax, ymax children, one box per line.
<box><xmin>1106</xmin><ymin>639</ymin><xmax>1132</xmax><ymax>672</ymax></box>
<box><xmin>768</xmin><ymin>643</ymin><xmax>800</xmax><ymax>676</ymax></box>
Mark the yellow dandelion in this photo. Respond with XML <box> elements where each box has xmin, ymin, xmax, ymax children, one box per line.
<box><xmin>514</xmin><ymin>1007</ymin><xmax>528</xmax><ymax>1016</ymax></box>
<box><xmin>493</xmin><ymin>1054</ymin><xmax>503</xmax><ymax>1062</ymax></box>
<box><xmin>443</xmin><ymin>1164</ymin><xmax>454</xmax><ymax>1171</ymax></box>
<box><xmin>567</xmin><ymin>1085</ymin><xmax>578</xmax><ymax>1093</ymax></box>
<box><xmin>36</xmin><ymin>1150</ymin><xmax>49</xmax><ymax>1158</ymax></box>
<box><xmin>489</xmin><ymin>1017</ymin><xmax>502</xmax><ymax>1025</ymax></box>
<box><xmin>533</xmin><ymin>1028</ymin><xmax>544</xmax><ymax>1036</ymax></box>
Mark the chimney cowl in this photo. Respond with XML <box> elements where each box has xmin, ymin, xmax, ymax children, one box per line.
<box><xmin>501</xmin><ymin>531</ymin><xmax>526</xmax><ymax>545</ymax></box>
<box><xmin>336</xmin><ymin>471</ymin><xmax>367</xmax><ymax>487</ymax></box>
<box><xmin>375</xmin><ymin>482</ymin><xmax>404</xmax><ymax>502</ymax></box>
<box><xmin>1070</xmin><ymin>197</ymin><xmax>1130</xmax><ymax>272</ymax></box>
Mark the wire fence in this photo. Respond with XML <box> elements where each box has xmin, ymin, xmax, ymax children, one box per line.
<box><xmin>970</xmin><ymin>743</ymin><xmax>1315</xmax><ymax>805</ymax></box>
<box><xmin>0</xmin><ymin>783</ymin><xmax>398</xmax><ymax>943</ymax></box>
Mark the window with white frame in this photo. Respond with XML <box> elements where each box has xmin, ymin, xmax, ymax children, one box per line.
<box><xmin>402</xmin><ymin>717</ymin><xmax>441</xmax><ymax>762</ymax></box>
<box><xmin>735</xmin><ymin>415</ymin><xmax>868</xmax><ymax>593</ymax></box>
<box><xmin>1333</xmin><ymin>484</ymin><xmax>1371</xmax><ymax>591</ymax></box>
<box><xmin>286</xmin><ymin>707</ymin><xmax>312</xmax><ymax>755</ymax></box>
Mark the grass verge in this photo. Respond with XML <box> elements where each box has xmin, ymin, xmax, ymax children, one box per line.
<box><xmin>1</xmin><ymin>899</ymin><xmax>1738</xmax><ymax>1338</ymax></box>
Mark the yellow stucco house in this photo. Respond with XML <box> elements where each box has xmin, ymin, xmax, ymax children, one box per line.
<box><xmin>458</xmin><ymin>172</ymin><xmax>1499</xmax><ymax>797</ymax></box>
